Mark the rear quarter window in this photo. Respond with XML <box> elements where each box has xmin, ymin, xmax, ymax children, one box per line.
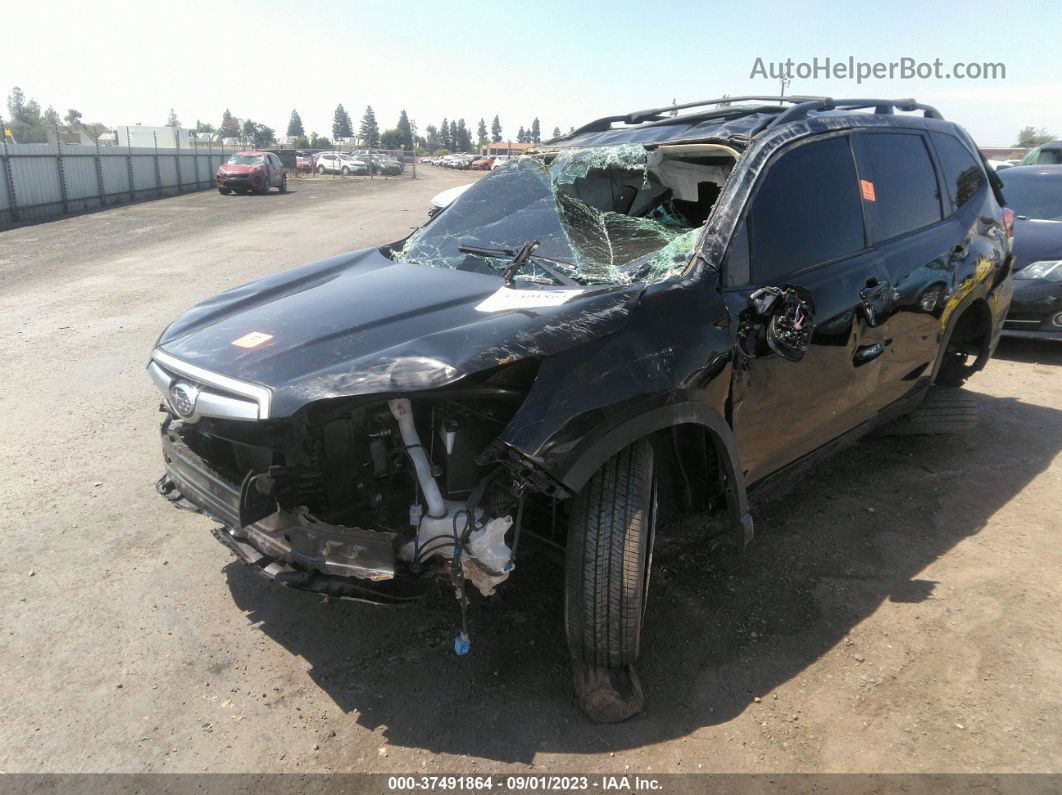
<box><xmin>930</xmin><ymin>132</ymin><xmax>986</xmax><ymax>211</ymax></box>
<box><xmin>856</xmin><ymin>132</ymin><xmax>943</xmax><ymax>242</ymax></box>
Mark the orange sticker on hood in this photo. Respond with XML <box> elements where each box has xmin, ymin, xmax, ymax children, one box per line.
<box><xmin>860</xmin><ymin>179</ymin><xmax>876</xmax><ymax>201</ymax></box>
<box><xmin>231</xmin><ymin>331</ymin><xmax>274</xmax><ymax>348</ymax></box>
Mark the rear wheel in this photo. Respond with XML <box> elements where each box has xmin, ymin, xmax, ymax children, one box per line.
<box><xmin>565</xmin><ymin>439</ymin><xmax>655</xmax><ymax>722</ymax></box>
<box><xmin>279</xmin><ymin>174</ymin><xmax>287</xmax><ymax>193</ymax></box>
<box><xmin>877</xmin><ymin>386</ymin><xmax>979</xmax><ymax>436</ymax></box>
<box><xmin>317</xmin><ymin>165</ymin><xmax>326</xmax><ymax>175</ymax></box>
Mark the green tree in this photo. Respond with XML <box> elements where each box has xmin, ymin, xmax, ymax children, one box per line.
<box><xmin>309</xmin><ymin>132</ymin><xmax>331</xmax><ymax>148</ymax></box>
<box><xmin>360</xmin><ymin>105</ymin><xmax>380</xmax><ymax>147</ymax></box>
<box><xmin>6</xmin><ymin>86</ymin><xmax>47</xmax><ymax>142</ymax></box>
<box><xmin>456</xmin><ymin>118</ymin><xmax>470</xmax><ymax>152</ymax></box>
<box><xmin>65</xmin><ymin>108</ymin><xmax>83</xmax><ymax>126</ymax></box>
<box><xmin>1016</xmin><ymin>126</ymin><xmax>1054</xmax><ymax>148</ymax></box>
<box><xmin>530</xmin><ymin>117</ymin><xmax>541</xmax><ymax>143</ymax></box>
<box><xmin>477</xmin><ymin>118</ymin><xmax>488</xmax><ymax>145</ymax></box>
<box><xmin>380</xmin><ymin>128</ymin><xmax>403</xmax><ymax>150</ymax></box>
<box><xmin>449</xmin><ymin>119</ymin><xmax>459</xmax><ymax>151</ymax></box>
<box><xmin>439</xmin><ymin>118</ymin><xmax>450</xmax><ymax>150</ymax></box>
<box><xmin>332</xmin><ymin>104</ymin><xmax>353</xmax><ymax>139</ymax></box>
<box><xmin>491</xmin><ymin>115</ymin><xmax>502</xmax><ymax>143</ymax></box>
<box><xmin>425</xmin><ymin>124</ymin><xmax>439</xmax><ymax>152</ymax></box>
<box><xmin>43</xmin><ymin>106</ymin><xmax>60</xmax><ymax>126</ymax></box>
<box><xmin>517</xmin><ymin>125</ymin><xmax>526</xmax><ymax>143</ymax></box>
<box><xmin>195</xmin><ymin>120</ymin><xmax>215</xmax><ymax>134</ymax></box>
<box><xmin>220</xmin><ymin>108</ymin><xmax>240</xmax><ymax>138</ymax></box>
<box><xmin>166</xmin><ymin>108</ymin><xmax>180</xmax><ymax>128</ymax></box>
<box><xmin>396</xmin><ymin>109</ymin><xmax>413</xmax><ymax>149</ymax></box>
<box><xmin>287</xmin><ymin>109</ymin><xmax>304</xmax><ymax>137</ymax></box>
<box><xmin>552</xmin><ymin>126</ymin><xmax>561</xmax><ymax>138</ymax></box>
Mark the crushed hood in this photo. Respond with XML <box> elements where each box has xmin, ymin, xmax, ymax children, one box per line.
<box><xmin>156</xmin><ymin>247</ymin><xmax>638</xmax><ymax>417</ymax></box>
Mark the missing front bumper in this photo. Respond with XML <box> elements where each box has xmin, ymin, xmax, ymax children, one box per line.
<box><xmin>158</xmin><ymin>426</ymin><xmax>422</xmax><ymax>602</ymax></box>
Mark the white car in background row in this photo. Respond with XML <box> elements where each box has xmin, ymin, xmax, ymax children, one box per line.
<box><xmin>314</xmin><ymin>152</ymin><xmax>368</xmax><ymax>176</ymax></box>
<box><xmin>428</xmin><ymin>182</ymin><xmax>474</xmax><ymax>216</ymax></box>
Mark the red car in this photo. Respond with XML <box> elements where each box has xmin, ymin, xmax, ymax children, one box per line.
<box><xmin>216</xmin><ymin>151</ymin><xmax>287</xmax><ymax>195</ymax></box>
<box><xmin>469</xmin><ymin>156</ymin><xmax>495</xmax><ymax>171</ymax></box>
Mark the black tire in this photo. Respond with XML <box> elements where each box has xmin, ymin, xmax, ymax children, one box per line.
<box><xmin>279</xmin><ymin>174</ymin><xmax>287</xmax><ymax>193</ymax></box>
<box><xmin>341</xmin><ymin>166</ymin><xmax>350</xmax><ymax>176</ymax></box>
<box><xmin>317</xmin><ymin>165</ymin><xmax>326</xmax><ymax>175</ymax></box>
<box><xmin>217</xmin><ymin>187</ymin><xmax>231</xmax><ymax>195</ymax></box>
<box><xmin>877</xmin><ymin>387</ymin><xmax>979</xmax><ymax>436</ymax></box>
<box><xmin>565</xmin><ymin>439</ymin><xmax>655</xmax><ymax>722</ymax></box>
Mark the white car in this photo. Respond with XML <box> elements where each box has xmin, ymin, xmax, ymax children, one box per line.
<box><xmin>314</xmin><ymin>152</ymin><xmax>368</xmax><ymax>176</ymax></box>
<box><xmin>491</xmin><ymin>155</ymin><xmax>510</xmax><ymax>170</ymax></box>
<box><xmin>428</xmin><ymin>183</ymin><xmax>474</xmax><ymax>215</ymax></box>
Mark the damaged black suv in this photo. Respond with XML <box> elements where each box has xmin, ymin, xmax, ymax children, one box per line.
<box><xmin>150</xmin><ymin>96</ymin><xmax>1013</xmax><ymax>722</ymax></box>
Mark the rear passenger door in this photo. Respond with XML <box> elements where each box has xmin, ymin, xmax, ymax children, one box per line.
<box><xmin>723</xmin><ymin>133</ymin><xmax>892</xmax><ymax>485</ymax></box>
<box><xmin>850</xmin><ymin>130</ymin><xmax>957</xmax><ymax>402</ymax></box>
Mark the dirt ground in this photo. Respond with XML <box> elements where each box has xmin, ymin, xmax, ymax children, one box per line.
<box><xmin>0</xmin><ymin>168</ymin><xmax>1060</xmax><ymax>775</ymax></box>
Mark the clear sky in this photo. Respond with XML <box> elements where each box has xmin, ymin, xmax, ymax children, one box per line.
<box><xmin>6</xmin><ymin>0</ymin><xmax>1061</xmax><ymax>146</ymax></box>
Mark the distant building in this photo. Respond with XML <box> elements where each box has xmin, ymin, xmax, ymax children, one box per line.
<box><xmin>480</xmin><ymin>141</ymin><xmax>534</xmax><ymax>156</ymax></box>
<box><xmin>116</xmin><ymin>125</ymin><xmax>198</xmax><ymax>148</ymax></box>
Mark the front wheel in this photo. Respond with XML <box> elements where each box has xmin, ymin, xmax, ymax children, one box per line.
<box><xmin>341</xmin><ymin>166</ymin><xmax>350</xmax><ymax>176</ymax></box>
<box><xmin>217</xmin><ymin>187</ymin><xmax>231</xmax><ymax>195</ymax></box>
<box><xmin>565</xmin><ymin>438</ymin><xmax>655</xmax><ymax>722</ymax></box>
<box><xmin>279</xmin><ymin>174</ymin><xmax>287</xmax><ymax>193</ymax></box>
<box><xmin>317</xmin><ymin>165</ymin><xmax>326</xmax><ymax>175</ymax></box>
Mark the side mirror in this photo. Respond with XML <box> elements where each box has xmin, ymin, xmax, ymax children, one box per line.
<box><xmin>745</xmin><ymin>286</ymin><xmax>815</xmax><ymax>362</ymax></box>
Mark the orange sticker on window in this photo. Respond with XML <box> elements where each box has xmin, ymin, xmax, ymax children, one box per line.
<box><xmin>231</xmin><ymin>331</ymin><xmax>273</xmax><ymax>348</ymax></box>
<box><xmin>860</xmin><ymin>179</ymin><xmax>876</xmax><ymax>201</ymax></box>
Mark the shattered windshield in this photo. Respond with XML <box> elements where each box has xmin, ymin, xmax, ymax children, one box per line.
<box><xmin>395</xmin><ymin>145</ymin><xmax>716</xmax><ymax>286</ymax></box>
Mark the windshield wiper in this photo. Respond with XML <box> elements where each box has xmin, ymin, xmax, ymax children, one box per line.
<box><xmin>458</xmin><ymin>240</ymin><xmax>580</xmax><ymax>286</ymax></box>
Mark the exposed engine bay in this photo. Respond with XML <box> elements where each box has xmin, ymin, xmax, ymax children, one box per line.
<box><xmin>157</xmin><ymin>361</ymin><xmax>554</xmax><ymax>638</ymax></box>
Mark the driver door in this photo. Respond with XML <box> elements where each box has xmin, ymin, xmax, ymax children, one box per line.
<box><xmin>721</xmin><ymin>133</ymin><xmax>892</xmax><ymax>486</ymax></box>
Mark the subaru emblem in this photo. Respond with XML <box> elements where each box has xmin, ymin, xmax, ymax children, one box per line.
<box><xmin>168</xmin><ymin>381</ymin><xmax>198</xmax><ymax>418</ymax></box>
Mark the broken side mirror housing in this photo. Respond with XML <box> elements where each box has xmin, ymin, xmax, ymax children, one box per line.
<box><xmin>747</xmin><ymin>286</ymin><xmax>815</xmax><ymax>362</ymax></box>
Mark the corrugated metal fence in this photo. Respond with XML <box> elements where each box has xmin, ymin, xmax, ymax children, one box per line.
<box><xmin>0</xmin><ymin>137</ymin><xmax>236</xmax><ymax>227</ymax></box>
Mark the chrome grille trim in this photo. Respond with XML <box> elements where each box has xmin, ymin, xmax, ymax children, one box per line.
<box><xmin>149</xmin><ymin>349</ymin><xmax>272</xmax><ymax>420</ymax></box>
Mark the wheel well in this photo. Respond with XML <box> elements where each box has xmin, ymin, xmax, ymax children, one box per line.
<box><xmin>650</xmin><ymin>423</ymin><xmax>732</xmax><ymax>523</ymax></box>
<box><xmin>935</xmin><ymin>299</ymin><xmax>992</xmax><ymax>386</ymax></box>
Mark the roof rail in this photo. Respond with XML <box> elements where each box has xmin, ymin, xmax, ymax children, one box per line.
<box><xmin>569</xmin><ymin>96</ymin><xmax>944</xmax><ymax>138</ymax></box>
<box><xmin>756</xmin><ymin>97</ymin><xmax>943</xmax><ymax>134</ymax></box>
<box><xmin>570</xmin><ymin>95</ymin><xmax>828</xmax><ymax>135</ymax></box>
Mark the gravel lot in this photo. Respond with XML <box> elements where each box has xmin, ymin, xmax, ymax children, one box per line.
<box><xmin>1</xmin><ymin>168</ymin><xmax>1060</xmax><ymax>774</ymax></box>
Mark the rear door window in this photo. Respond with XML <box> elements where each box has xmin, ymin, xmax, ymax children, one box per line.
<box><xmin>929</xmin><ymin>132</ymin><xmax>986</xmax><ymax>211</ymax></box>
<box><xmin>856</xmin><ymin>132</ymin><xmax>943</xmax><ymax>242</ymax></box>
<box><xmin>746</xmin><ymin>135</ymin><xmax>865</xmax><ymax>284</ymax></box>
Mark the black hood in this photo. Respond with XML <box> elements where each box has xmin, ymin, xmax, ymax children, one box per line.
<box><xmin>1012</xmin><ymin>218</ymin><xmax>1062</xmax><ymax>269</ymax></box>
<box><xmin>157</xmin><ymin>247</ymin><xmax>638</xmax><ymax>417</ymax></box>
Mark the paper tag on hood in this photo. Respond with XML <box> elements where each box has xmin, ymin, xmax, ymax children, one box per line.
<box><xmin>475</xmin><ymin>287</ymin><xmax>582</xmax><ymax>313</ymax></box>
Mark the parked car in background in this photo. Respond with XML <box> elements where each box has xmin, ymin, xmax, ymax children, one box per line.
<box><xmin>150</xmin><ymin>95</ymin><xmax>1012</xmax><ymax>724</ymax></box>
<box><xmin>295</xmin><ymin>151</ymin><xmax>313</xmax><ymax>173</ymax></box>
<box><xmin>1021</xmin><ymin>141</ymin><xmax>1062</xmax><ymax>166</ymax></box>
<box><xmin>315</xmin><ymin>152</ymin><xmax>368</xmax><ymax>176</ymax></box>
<box><xmin>997</xmin><ymin>165</ymin><xmax>1062</xmax><ymax>340</ymax></box>
<box><xmin>490</xmin><ymin>155</ymin><xmax>510</xmax><ymax>170</ymax></box>
<box><xmin>428</xmin><ymin>182</ymin><xmax>474</xmax><ymax>216</ymax></box>
<box><xmin>216</xmin><ymin>152</ymin><xmax>287</xmax><ymax>195</ymax></box>
<box><xmin>469</xmin><ymin>156</ymin><xmax>494</xmax><ymax>171</ymax></box>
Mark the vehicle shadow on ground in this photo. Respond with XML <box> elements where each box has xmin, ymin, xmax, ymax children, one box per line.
<box><xmin>224</xmin><ymin>392</ymin><xmax>1062</xmax><ymax>763</ymax></box>
<box><xmin>993</xmin><ymin>338</ymin><xmax>1062</xmax><ymax>365</ymax></box>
